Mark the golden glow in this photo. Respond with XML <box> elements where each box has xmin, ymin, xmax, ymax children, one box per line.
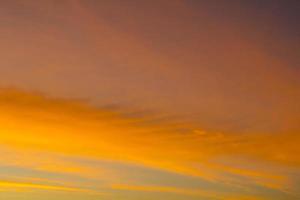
<box><xmin>0</xmin><ymin>180</ymin><xmax>97</xmax><ymax>193</ymax></box>
<box><xmin>0</xmin><ymin>89</ymin><xmax>299</xmax><ymax>199</ymax></box>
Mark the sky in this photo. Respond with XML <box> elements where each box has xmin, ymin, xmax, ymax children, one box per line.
<box><xmin>0</xmin><ymin>0</ymin><xmax>299</xmax><ymax>200</ymax></box>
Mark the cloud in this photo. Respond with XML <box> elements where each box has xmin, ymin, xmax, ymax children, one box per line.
<box><xmin>111</xmin><ymin>184</ymin><xmax>220</xmax><ymax>199</ymax></box>
<box><xmin>0</xmin><ymin>88</ymin><xmax>299</xmax><ymax>198</ymax></box>
<box><xmin>111</xmin><ymin>184</ymin><xmax>272</xmax><ymax>200</ymax></box>
<box><xmin>0</xmin><ymin>180</ymin><xmax>99</xmax><ymax>194</ymax></box>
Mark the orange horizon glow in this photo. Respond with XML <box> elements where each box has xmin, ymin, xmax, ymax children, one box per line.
<box><xmin>0</xmin><ymin>88</ymin><xmax>299</xmax><ymax>199</ymax></box>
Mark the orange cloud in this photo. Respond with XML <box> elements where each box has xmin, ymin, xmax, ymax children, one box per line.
<box><xmin>0</xmin><ymin>88</ymin><xmax>299</xmax><ymax>195</ymax></box>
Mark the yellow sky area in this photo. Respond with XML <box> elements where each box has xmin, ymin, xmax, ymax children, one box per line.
<box><xmin>0</xmin><ymin>179</ymin><xmax>265</xmax><ymax>200</ymax></box>
<box><xmin>0</xmin><ymin>88</ymin><xmax>299</xmax><ymax>193</ymax></box>
<box><xmin>0</xmin><ymin>145</ymin><xmax>113</xmax><ymax>181</ymax></box>
<box><xmin>0</xmin><ymin>180</ymin><xmax>99</xmax><ymax>194</ymax></box>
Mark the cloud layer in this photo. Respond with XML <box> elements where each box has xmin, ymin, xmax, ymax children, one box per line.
<box><xmin>0</xmin><ymin>89</ymin><xmax>299</xmax><ymax>199</ymax></box>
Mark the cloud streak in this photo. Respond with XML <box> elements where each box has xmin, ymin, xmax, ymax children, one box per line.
<box><xmin>0</xmin><ymin>88</ymin><xmax>299</xmax><ymax>199</ymax></box>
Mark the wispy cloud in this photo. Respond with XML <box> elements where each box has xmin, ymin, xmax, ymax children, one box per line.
<box><xmin>0</xmin><ymin>88</ymin><xmax>299</xmax><ymax>199</ymax></box>
<box><xmin>0</xmin><ymin>180</ymin><xmax>99</xmax><ymax>194</ymax></box>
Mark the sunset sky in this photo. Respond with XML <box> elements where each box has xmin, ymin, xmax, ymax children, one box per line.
<box><xmin>0</xmin><ymin>1</ymin><xmax>299</xmax><ymax>200</ymax></box>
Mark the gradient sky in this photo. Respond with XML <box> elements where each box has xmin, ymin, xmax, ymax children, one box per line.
<box><xmin>0</xmin><ymin>0</ymin><xmax>299</xmax><ymax>200</ymax></box>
